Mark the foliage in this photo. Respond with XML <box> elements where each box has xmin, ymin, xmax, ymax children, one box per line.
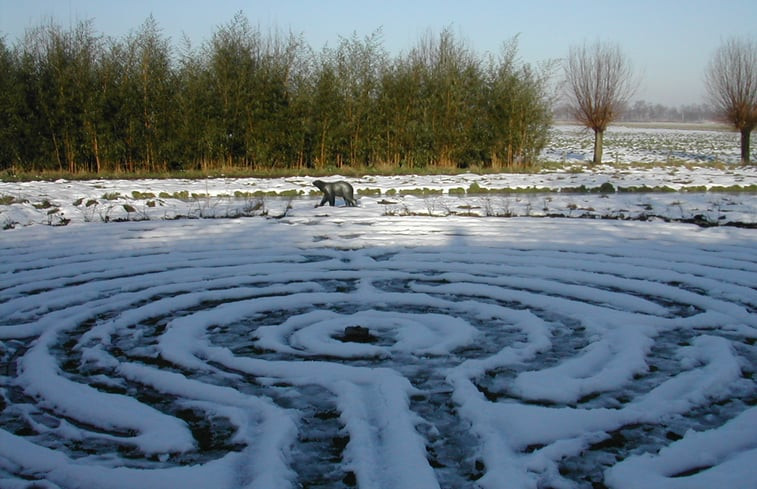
<box><xmin>0</xmin><ymin>16</ymin><xmax>553</xmax><ymax>173</ymax></box>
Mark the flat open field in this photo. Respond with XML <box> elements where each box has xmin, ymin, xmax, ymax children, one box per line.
<box><xmin>544</xmin><ymin>124</ymin><xmax>755</xmax><ymax>165</ymax></box>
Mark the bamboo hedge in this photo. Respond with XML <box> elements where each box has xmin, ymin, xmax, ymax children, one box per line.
<box><xmin>0</xmin><ymin>13</ymin><xmax>554</xmax><ymax>174</ymax></box>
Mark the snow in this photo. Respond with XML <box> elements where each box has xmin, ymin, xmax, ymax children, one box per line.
<box><xmin>1</xmin><ymin>143</ymin><xmax>756</xmax><ymax>488</ymax></box>
<box><xmin>1</xmin><ymin>126</ymin><xmax>756</xmax><ymax>229</ymax></box>
<box><xmin>605</xmin><ymin>407</ymin><xmax>757</xmax><ymax>489</ymax></box>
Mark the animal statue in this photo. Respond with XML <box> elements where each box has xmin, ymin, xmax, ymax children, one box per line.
<box><xmin>313</xmin><ymin>180</ymin><xmax>357</xmax><ymax>207</ymax></box>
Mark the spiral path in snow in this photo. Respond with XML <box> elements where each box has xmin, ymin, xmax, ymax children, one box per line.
<box><xmin>1</xmin><ymin>216</ymin><xmax>755</xmax><ymax>489</ymax></box>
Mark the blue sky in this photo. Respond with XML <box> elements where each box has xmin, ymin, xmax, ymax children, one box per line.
<box><xmin>1</xmin><ymin>0</ymin><xmax>755</xmax><ymax>105</ymax></box>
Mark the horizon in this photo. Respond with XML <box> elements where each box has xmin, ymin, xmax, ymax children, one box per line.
<box><xmin>2</xmin><ymin>0</ymin><xmax>756</xmax><ymax>107</ymax></box>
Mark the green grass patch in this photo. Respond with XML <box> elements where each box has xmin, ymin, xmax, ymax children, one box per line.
<box><xmin>357</xmin><ymin>188</ymin><xmax>381</xmax><ymax>196</ymax></box>
<box><xmin>158</xmin><ymin>190</ymin><xmax>190</xmax><ymax>199</ymax></box>
<box><xmin>0</xmin><ymin>195</ymin><xmax>27</xmax><ymax>205</ymax></box>
<box><xmin>467</xmin><ymin>182</ymin><xmax>488</xmax><ymax>194</ymax></box>
<box><xmin>32</xmin><ymin>199</ymin><xmax>55</xmax><ymax>209</ymax></box>
<box><xmin>708</xmin><ymin>184</ymin><xmax>757</xmax><ymax>193</ymax></box>
<box><xmin>489</xmin><ymin>186</ymin><xmax>552</xmax><ymax>194</ymax></box>
<box><xmin>617</xmin><ymin>185</ymin><xmax>676</xmax><ymax>193</ymax></box>
<box><xmin>398</xmin><ymin>188</ymin><xmax>444</xmax><ymax>196</ymax></box>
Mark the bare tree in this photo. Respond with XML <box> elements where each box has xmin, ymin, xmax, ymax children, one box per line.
<box><xmin>564</xmin><ymin>41</ymin><xmax>636</xmax><ymax>164</ymax></box>
<box><xmin>705</xmin><ymin>38</ymin><xmax>756</xmax><ymax>164</ymax></box>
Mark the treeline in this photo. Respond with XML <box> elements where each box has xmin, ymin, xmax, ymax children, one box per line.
<box><xmin>554</xmin><ymin>100</ymin><xmax>716</xmax><ymax>124</ymax></box>
<box><xmin>619</xmin><ymin>101</ymin><xmax>715</xmax><ymax>124</ymax></box>
<box><xmin>0</xmin><ymin>13</ymin><xmax>554</xmax><ymax>174</ymax></box>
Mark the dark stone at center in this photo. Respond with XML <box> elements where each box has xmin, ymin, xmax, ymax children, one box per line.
<box><xmin>339</xmin><ymin>326</ymin><xmax>377</xmax><ymax>343</ymax></box>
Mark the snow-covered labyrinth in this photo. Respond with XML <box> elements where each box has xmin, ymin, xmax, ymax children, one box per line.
<box><xmin>1</xmin><ymin>127</ymin><xmax>756</xmax><ymax>489</ymax></box>
<box><xmin>1</xmin><ymin>212</ymin><xmax>755</xmax><ymax>488</ymax></box>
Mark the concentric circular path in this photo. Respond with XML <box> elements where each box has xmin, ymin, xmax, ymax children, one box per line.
<box><xmin>1</xmin><ymin>217</ymin><xmax>755</xmax><ymax>489</ymax></box>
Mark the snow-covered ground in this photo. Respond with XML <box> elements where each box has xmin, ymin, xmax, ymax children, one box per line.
<box><xmin>543</xmin><ymin>124</ymin><xmax>757</xmax><ymax>164</ymax></box>
<box><xmin>1</xmin><ymin>195</ymin><xmax>755</xmax><ymax>488</ymax></box>
<box><xmin>1</xmin><ymin>163</ymin><xmax>756</xmax><ymax>229</ymax></box>
<box><xmin>1</xmin><ymin>126</ymin><xmax>756</xmax><ymax>488</ymax></box>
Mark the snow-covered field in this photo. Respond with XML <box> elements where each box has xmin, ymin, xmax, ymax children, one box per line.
<box><xmin>543</xmin><ymin>124</ymin><xmax>757</xmax><ymax>165</ymax></box>
<box><xmin>1</xmin><ymin>163</ymin><xmax>757</xmax><ymax>230</ymax></box>
<box><xmin>1</xmin><ymin>126</ymin><xmax>756</xmax><ymax>489</ymax></box>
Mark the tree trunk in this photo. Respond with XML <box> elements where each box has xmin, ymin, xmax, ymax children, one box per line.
<box><xmin>64</xmin><ymin>134</ymin><xmax>76</xmax><ymax>174</ymax></box>
<box><xmin>51</xmin><ymin>132</ymin><xmax>63</xmax><ymax>171</ymax></box>
<box><xmin>741</xmin><ymin>128</ymin><xmax>751</xmax><ymax>164</ymax></box>
<box><xmin>93</xmin><ymin>133</ymin><xmax>101</xmax><ymax>173</ymax></box>
<box><xmin>318</xmin><ymin>124</ymin><xmax>328</xmax><ymax>169</ymax></box>
<box><xmin>593</xmin><ymin>129</ymin><xmax>604</xmax><ymax>164</ymax></box>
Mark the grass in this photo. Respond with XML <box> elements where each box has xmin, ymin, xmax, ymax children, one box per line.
<box><xmin>2</xmin><ymin>158</ymin><xmax>752</xmax><ymax>184</ymax></box>
<box><xmin>0</xmin><ymin>195</ymin><xmax>28</xmax><ymax>205</ymax></box>
<box><xmin>1</xmin><ymin>164</ymin><xmax>540</xmax><ymax>183</ymax></box>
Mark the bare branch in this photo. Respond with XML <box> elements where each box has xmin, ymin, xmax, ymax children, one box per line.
<box><xmin>564</xmin><ymin>41</ymin><xmax>636</xmax><ymax>132</ymax></box>
<box><xmin>563</xmin><ymin>41</ymin><xmax>637</xmax><ymax>163</ymax></box>
<box><xmin>706</xmin><ymin>37</ymin><xmax>757</xmax><ymax>163</ymax></box>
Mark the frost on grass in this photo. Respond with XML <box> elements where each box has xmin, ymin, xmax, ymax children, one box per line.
<box><xmin>0</xmin><ymin>212</ymin><xmax>755</xmax><ymax>489</ymax></box>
